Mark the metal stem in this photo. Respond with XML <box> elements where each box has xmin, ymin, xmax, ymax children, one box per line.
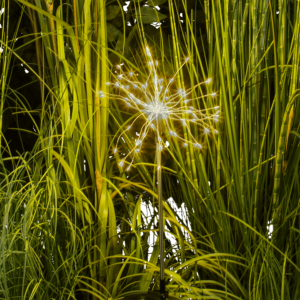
<box><xmin>156</xmin><ymin>122</ymin><xmax>165</xmax><ymax>296</ymax></box>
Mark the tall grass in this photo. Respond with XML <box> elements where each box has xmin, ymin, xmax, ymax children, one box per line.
<box><xmin>1</xmin><ymin>0</ymin><xmax>300</xmax><ymax>299</ymax></box>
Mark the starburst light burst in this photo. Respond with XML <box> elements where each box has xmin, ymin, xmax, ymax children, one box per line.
<box><xmin>99</xmin><ymin>47</ymin><xmax>220</xmax><ymax>171</ymax></box>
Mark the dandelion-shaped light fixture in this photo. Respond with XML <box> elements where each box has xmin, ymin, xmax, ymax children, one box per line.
<box><xmin>99</xmin><ymin>47</ymin><xmax>219</xmax><ymax>299</ymax></box>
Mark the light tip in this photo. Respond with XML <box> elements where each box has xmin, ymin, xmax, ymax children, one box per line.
<box><xmin>146</xmin><ymin>47</ymin><xmax>151</xmax><ymax>56</ymax></box>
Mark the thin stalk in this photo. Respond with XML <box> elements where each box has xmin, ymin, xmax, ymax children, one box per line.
<box><xmin>156</xmin><ymin>121</ymin><xmax>165</xmax><ymax>296</ymax></box>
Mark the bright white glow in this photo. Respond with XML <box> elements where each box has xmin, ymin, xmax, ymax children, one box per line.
<box><xmin>123</xmin><ymin>1</ymin><xmax>130</xmax><ymax>12</ymax></box>
<box><xmin>150</xmin><ymin>22</ymin><xmax>161</xmax><ymax>29</ymax></box>
<box><xmin>267</xmin><ymin>220</ymin><xmax>273</xmax><ymax>238</ymax></box>
<box><xmin>24</xmin><ymin>68</ymin><xmax>29</xmax><ymax>74</ymax></box>
<box><xmin>155</xmin><ymin>6</ymin><xmax>160</xmax><ymax>10</ymax></box>
<box><xmin>0</xmin><ymin>8</ymin><xmax>4</xmax><ymax>15</ymax></box>
<box><xmin>204</xmin><ymin>128</ymin><xmax>210</xmax><ymax>134</ymax></box>
<box><xmin>103</xmin><ymin>48</ymin><xmax>219</xmax><ymax>170</ymax></box>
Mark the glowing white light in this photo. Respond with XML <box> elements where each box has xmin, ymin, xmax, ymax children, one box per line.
<box><xmin>194</xmin><ymin>143</ymin><xmax>202</xmax><ymax>149</ymax></box>
<box><xmin>106</xmin><ymin>82</ymin><xmax>111</xmax><ymax>85</ymax></box>
<box><xmin>214</xmin><ymin>130</ymin><xmax>218</xmax><ymax>134</ymax></box>
<box><xmin>101</xmin><ymin>48</ymin><xmax>219</xmax><ymax>170</ymax></box>
<box><xmin>146</xmin><ymin>47</ymin><xmax>151</xmax><ymax>56</ymax></box>
<box><xmin>169</xmin><ymin>130</ymin><xmax>177</xmax><ymax>137</ymax></box>
<box><xmin>135</xmin><ymin>139</ymin><xmax>142</xmax><ymax>146</ymax></box>
<box><xmin>204</xmin><ymin>128</ymin><xmax>210</xmax><ymax>134</ymax></box>
<box><xmin>98</xmin><ymin>91</ymin><xmax>105</xmax><ymax>98</ymax></box>
<box><xmin>211</xmin><ymin>92</ymin><xmax>217</xmax><ymax>97</ymax></box>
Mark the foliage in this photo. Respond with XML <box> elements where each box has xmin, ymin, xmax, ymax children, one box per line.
<box><xmin>0</xmin><ymin>0</ymin><xmax>300</xmax><ymax>299</ymax></box>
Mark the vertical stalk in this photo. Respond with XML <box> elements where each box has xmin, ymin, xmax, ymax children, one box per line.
<box><xmin>156</xmin><ymin>122</ymin><xmax>165</xmax><ymax>296</ymax></box>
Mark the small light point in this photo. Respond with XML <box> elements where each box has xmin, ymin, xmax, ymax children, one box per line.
<box><xmin>146</xmin><ymin>47</ymin><xmax>151</xmax><ymax>56</ymax></box>
<box><xmin>169</xmin><ymin>130</ymin><xmax>177</xmax><ymax>137</ymax></box>
<box><xmin>211</xmin><ymin>92</ymin><xmax>217</xmax><ymax>97</ymax></box>
<box><xmin>194</xmin><ymin>143</ymin><xmax>202</xmax><ymax>149</ymax></box>
<box><xmin>205</xmin><ymin>78</ymin><xmax>212</xmax><ymax>84</ymax></box>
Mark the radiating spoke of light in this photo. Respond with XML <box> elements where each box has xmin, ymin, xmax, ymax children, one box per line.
<box><xmin>99</xmin><ymin>47</ymin><xmax>220</xmax><ymax>171</ymax></box>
